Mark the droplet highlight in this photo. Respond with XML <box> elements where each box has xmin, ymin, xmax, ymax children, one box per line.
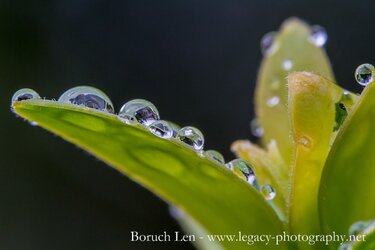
<box><xmin>58</xmin><ymin>86</ymin><xmax>114</xmax><ymax>113</ymax></box>
<box><xmin>177</xmin><ymin>126</ymin><xmax>204</xmax><ymax>151</ymax></box>
<box><xmin>12</xmin><ymin>88</ymin><xmax>41</xmax><ymax>103</ymax></box>
<box><xmin>309</xmin><ymin>25</ymin><xmax>327</xmax><ymax>47</ymax></box>
<box><xmin>282</xmin><ymin>59</ymin><xmax>293</xmax><ymax>71</ymax></box>
<box><xmin>205</xmin><ymin>150</ymin><xmax>225</xmax><ymax>164</ymax></box>
<box><xmin>267</xmin><ymin>96</ymin><xmax>280</xmax><ymax>107</ymax></box>
<box><xmin>119</xmin><ymin>99</ymin><xmax>160</xmax><ymax>126</ymax></box>
<box><xmin>261</xmin><ymin>184</ymin><xmax>276</xmax><ymax>200</ymax></box>
<box><xmin>227</xmin><ymin>159</ymin><xmax>256</xmax><ymax>185</ymax></box>
<box><xmin>250</xmin><ymin>118</ymin><xmax>263</xmax><ymax>137</ymax></box>
<box><xmin>148</xmin><ymin>120</ymin><xmax>173</xmax><ymax>139</ymax></box>
<box><xmin>355</xmin><ymin>63</ymin><xmax>374</xmax><ymax>86</ymax></box>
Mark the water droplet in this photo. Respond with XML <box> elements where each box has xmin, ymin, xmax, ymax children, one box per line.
<box><xmin>205</xmin><ymin>150</ymin><xmax>225</xmax><ymax>164</ymax></box>
<box><xmin>118</xmin><ymin>114</ymin><xmax>138</xmax><ymax>125</ymax></box>
<box><xmin>349</xmin><ymin>221</ymin><xmax>371</xmax><ymax>236</ymax></box>
<box><xmin>355</xmin><ymin>63</ymin><xmax>375</xmax><ymax>86</ymax></box>
<box><xmin>261</xmin><ymin>184</ymin><xmax>276</xmax><ymax>200</ymax></box>
<box><xmin>119</xmin><ymin>99</ymin><xmax>160</xmax><ymax>126</ymax></box>
<box><xmin>227</xmin><ymin>159</ymin><xmax>256</xmax><ymax>185</ymax></box>
<box><xmin>267</xmin><ymin>96</ymin><xmax>280</xmax><ymax>107</ymax></box>
<box><xmin>297</xmin><ymin>136</ymin><xmax>311</xmax><ymax>148</ymax></box>
<box><xmin>309</xmin><ymin>25</ymin><xmax>327</xmax><ymax>47</ymax></box>
<box><xmin>12</xmin><ymin>88</ymin><xmax>41</xmax><ymax>102</ymax></box>
<box><xmin>250</xmin><ymin>118</ymin><xmax>263</xmax><ymax>137</ymax></box>
<box><xmin>58</xmin><ymin>86</ymin><xmax>114</xmax><ymax>113</ymax></box>
<box><xmin>282</xmin><ymin>59</ymin><xmax>293</xmax><ymax>70</ymax></box>
<box><xmin>148</xmin><ymin>120</ymin><xmax>173</xmax><ymax>139</ymax></box>
<box><xmin>260</xmin><ymin>32</ymin><xmax>277</xmax><ymax>55</ymax></box>
<box><xmin>177</xmin><ymin>126</ymin><xmax>204</xmax><ymax>151</ymax></box>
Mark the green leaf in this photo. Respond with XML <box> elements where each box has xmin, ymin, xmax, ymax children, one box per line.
<box><xmin>256</xmin><ymin>18</ymin><xmax>334</xmax><ymax>167</ymax></box>
<box><xmin>12</xmin><ymin>99</ymin><xmax>288</xmax><ymax>250</ymax></box>
<box><xmin>319</xmin><ymin>80</ymin><xmax>375</xmax><ymax>242</ymax></box>
<box><xmin>287</xmin><ymin>72</ymin><xmax>342</xmax><ymax>246</ymax></box>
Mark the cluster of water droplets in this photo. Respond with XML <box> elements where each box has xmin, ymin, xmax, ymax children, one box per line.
<box><xmin>11</xmin><ymin>85</ymin><xmax>276</xmax><ymax>201</ymax></box>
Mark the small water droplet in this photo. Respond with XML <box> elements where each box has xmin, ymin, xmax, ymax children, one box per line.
<box><xmin>119</xmin><ymin>99</ymin><xmax>160</xmax><ymax>126</ymax></box>
<box><xmin>227</xmin><ymin>159</ymin><xmax>256</xmax><ymax>185</ymax></box>
<box><xmin>148</xmin><ymin>120</ymin><xmax>173</xmax><ymax>139</ymax></box>
<box><xmin>261</xmin><ymin>184</ymin><xmax>276</xmax><ymax>200</ymax></box>
<box><xmin>260</xmin><ymin>32</ymin><xmax>277</xmax><ymax>55</ymax></box>
<box><xmin>177</xmin><ymin>126</ymin><xmax>204</xmax><ymax>151</ymax></box>
<box><xmin>267</xmin><ymin>96</ymin><xmax>280</xmax><ymax>107</ymax></box>
<box><xmin>250</xmin><ymin>118</ymin><xmax>263</xmax><ymax>137</ymax></box>
<box><xmin>58</xmin><ymin>86</ymin><xmax>114</xmax><ymax>113</ymax></box>
<box><xmin>355</xmin><ymin>63</ymin><xmax>375</xmax><ymax>86</ymax></box>
<box><xmin>309</xmin><ymin>25</ymin><xmax>327</xmax><ymax>47</ymax></box>
<box><xmin>12</xmin><ymin>88</ymin><xmax>41</xmax><ymax>103</ymax></box>
<box><xmin>205</xmin><ymin>150</ymin><xmax>225</xmax><ymax>164</ymax></box>
<box><xmin>282</xmin><ymin>59</ymin><xmax>293</xmax><ymax>70</ymax></box>
<box><xmin>297</xmin><ymin>136</ymin><xmax>311</xmax><ymax>148</ymax></box>
<box><xmin>338</xmin><ymin>243</ymin><xmax>351</xmax><ymax>250</ymax></box>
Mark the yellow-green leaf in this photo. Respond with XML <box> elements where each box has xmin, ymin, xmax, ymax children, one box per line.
<box><xmin>12</xmin><ymin>99</ymin><xmax>288</xmax><ymax>250</ymax></box>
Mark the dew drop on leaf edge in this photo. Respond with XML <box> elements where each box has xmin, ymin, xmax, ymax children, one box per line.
<box><xmin>148</xmin><ymin>120</ymin><xmax>173</xmax><ymax>139</ymax></box>
<box><xmin>261</xmin><ymin>184</ymin><xmax>276</xmax><ymax>201</ymax></box>
<box><xmin>226</xmin><ymin>159</ymin><xmax>257</xmax><ymax>186</ymax></box>
<box><xmin>58</xmin><ymin>86</ymin><xmax>114</xmax><ymax>113</ymax></box>
<box><xmin>309</xmin><ymin>25</ymin><xmax>327</xmax><ymax>47</ymax></box>
<box><xmin>205</xmin><ymin>150</ymin><xmax>225</xmax><ymax>164</ymax></box>
<box><xmin>177</xmin><ymin>126</ymin><xmax>204</xmax><ymax>151</ymax></box>
<box><xmin>12</xmin><ymin>88</ymin><xmax>41</xmax><ymax>103</ymax></box>
<box><xmin>119</xmin><ymin>99</ymin><xmax>160</xmax><ymax>126</ymax></box>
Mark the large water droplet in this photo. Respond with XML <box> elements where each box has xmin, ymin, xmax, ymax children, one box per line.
<box><xmin>227</xmin><ymin>159</ymin><xmax>256</xmax><ymax>185</ymax></box>
<box><xmin>355</xmin><ymin>63</ymin><xmax>374</xmax><ymax>86</ymax></box>
<box><xmin>250</xmin><ymin>118</ymin><xmax>263</xmax><ymax>137</ymax></box>
<box><xmin>261</xmin><ymin>184</ymin><xmax>276</xmax><ymax>200</ymax></box>
<box><xmin>266</xmin><ymin>96</ymin><xmax>280</xmax><ymax>107</ymax></box>
<box><xmin>177</xmin><ymin>126</ymin><xmax>204</xmax><ymax>151</ymax></box>
<box><xmin>58</xmin><ymin>86</ymin><xmax>114</xmax><ymax>113</ymax></box>
<box><xmin>260</xmin><ymin>32</ymin><xmax>277</xmax><ymax>55</ymax></box>
<box><xmin>148</xmin><ymin>120</ymin><xmax>173</xmax><ymax>139</ymax></box>
<box><xmin>119</xmin><ymin>99</ymin><xmax>160</xmax><ymax>126</ymax></box>
<box><xmin>309</xmin><ymin>25</ymin><xmax>327</xmax><ymax>47</ymax></box>
<box><xmin>205</xmin><ymin>150</ymin><xmax>225</xmax><ymax>164</ymax></box>
<box><xmin>12</xmin><ymin>88</ymin><xmax>41</xmax><ymax>102</ymax></box>
<box><xmin>282</xmin><ymin>59</ymin><xmax>293</xmax><ymax>70</ymax></box>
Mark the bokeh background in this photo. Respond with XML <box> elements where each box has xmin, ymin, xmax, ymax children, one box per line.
<box><xmin>1</xmin><ymin>1</ymin><xmax>375</xmax><ymax>249</ymax></box>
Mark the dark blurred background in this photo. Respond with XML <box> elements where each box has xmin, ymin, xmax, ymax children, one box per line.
<box><xmin>1</xmin><ymin>0</ymin><xmax>374</xmax><ymax>249</ymax></box>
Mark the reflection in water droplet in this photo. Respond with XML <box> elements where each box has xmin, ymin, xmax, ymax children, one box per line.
<box><xmin>355</xmin><ymin>63</ymin><xmax>374</xmax><ymax>86</ymax></box>
<box><xmin>166</xmin><ymin>121</ymin><xmax>181</xmax><ymax>138</ymax></box>
<box><xmin>177</xmin><ymin>126</ymin><xmax>204</xmax><ymax>151</ymax></box>
<box><xmin>227</xmin><ymin>159</ymin><xmax>256</xmax><ymax>186</ymax></box>
<box><xmin>260</xmin><ymin>32</ymin><xmax>277</xmax><ymax>56</ymax></box>
<box><xmin>334</xmin><ymin>102</ymin><xmax>347</xmax><ymax>132</ymax></box>
<box><xmin>12</xmin><ymin>88</ymin><xmax>41</xmax><ymax>103</ymax></box>
<box><xmin>282</xmin><ymin>59</ymin><xmax>293</xmax><ymax>70</ymax></box>
<box><xmin>267</xmin><ymin>96</ymin><xmax>280</xmax><ymax>107</ymax></box>
<box><xmin>261</xmin><ymin>184</ymin><xmax>276</xmax><ymax>200</ymax></box>
<box><xmin>58</xmin><ymin>86</ymin><xmax>114</xmax><ymax>113</ymax></box>
<box><xmin>309</xmin><ymin>25</ymin><xmax>327</xmax><ymax>47</ymax></box>
<box><xmin>250</xmin><ymin>118</ymin><xmax>263</xmax><ymax>137</ymax></box>
<box><xmin>119</xmin><ymin>99</ymin><xmax>160</xmax><ymax>126</ymax></box>
<box><xmin>148</xmin><ymin>120</ymin><xmax>173</xmax><ymax>139</ymax></box>
<box><xmin>205</xmin><ymin>150</ymin><xmax>225</xmax><ymax>164</ymax></box>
